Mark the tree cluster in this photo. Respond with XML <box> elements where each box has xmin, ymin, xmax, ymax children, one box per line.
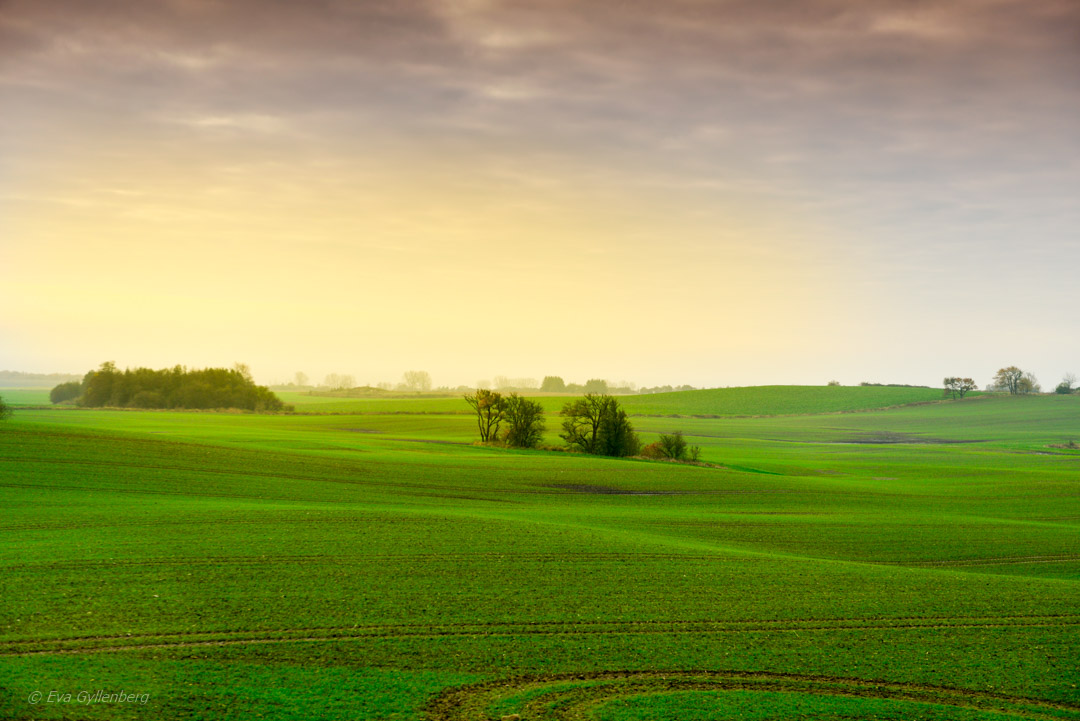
<box><xmin>463</xmin><ymin>390</ymin><xmax>546</xmax><ymax>448</ymax></box>
<box><xmin>990</xmin><ymin>366</ymin><xmax>1040</xmax><ymax>395</ymax></box>
<box><xmin>560</xmin><ymin>394</ymin><xmax>639</xmax><ymax>457</ymax></box>
<box><xmin>943</xmin><ymin>377</ymin><xmax>977</xmax><ymax>399</ymax></box>
<box><xmin>55</xmin><ymin>362</ymin><xmax>287</xmax><ymax>411</ymax></box>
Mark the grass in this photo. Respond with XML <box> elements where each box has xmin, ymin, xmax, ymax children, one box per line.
<box><xmin>0</xmin><ymin>389</ymin><xmax>1077</xmax><ymax>719</ymax></box>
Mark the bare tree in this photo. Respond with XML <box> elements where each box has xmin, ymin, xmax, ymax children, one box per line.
<box><xmin>294</xmin><ymin>371</ymin><xmax>309</xmax><ymax>387</ymax></box>
<box><xmin>402</xmin><ymin>370</ymin><xmax>432</xmax><ymax>392</ymax></box>
<box><xmin>1056</xmin><ymin>373</ymin><xmax>1077</xmax><ymax>395</ymax></box>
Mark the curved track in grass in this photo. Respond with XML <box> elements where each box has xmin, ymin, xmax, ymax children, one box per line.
<box><xmin>426</xmin><ymin>670</ymin><xmax>1080</xmax><ymax>720</ymax></box>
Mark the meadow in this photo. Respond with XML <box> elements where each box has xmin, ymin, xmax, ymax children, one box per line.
<box><xmin>0</xmin><ymin>387</ymin><xmax>1077</xmax><ymax>719</ymax></box>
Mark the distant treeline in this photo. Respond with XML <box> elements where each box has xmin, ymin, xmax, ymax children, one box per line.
<box><xmin>51</xmin><ymin>362</ymin><xmax>287</xmax><ymax>411</ymax></box>
<box><xmin>0</xmin><ymin>370</ymin><xmax>82</xmax><ymax>388</ymax></box>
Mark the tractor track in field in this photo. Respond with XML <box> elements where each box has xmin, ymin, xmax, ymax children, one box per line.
<box><xmin>425</xmin><ymin>670</ymin><xmax>1080</xmax><ymax>720</ymax></box>
<box><xmin>906</xmin><ymin>554</ymin><xmax>1080</xmax><ymax>567</ymax></box>
<box><xmin>7</xmin><ymin>551</ymin><xmax>1080</xmax><ymax>571</ymax></box>
<box><xmin>4</xmin><ymin>614</ymin><xmax>1078</xmax><ymax>657</ymax></box>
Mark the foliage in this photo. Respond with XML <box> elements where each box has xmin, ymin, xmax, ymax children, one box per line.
<box><xmin>991</xmin><ymin>366</ymin><xmax>1039</xmax><ymax>395</ymax></box>
<box><xmin>827</xmin><ymin>380</ymin><xmax>841</xmax><ymax>386</ymax></box>
<box><xmin>75</xmin><ymin>361</ymin><xmax>285</xmax><ymax>411</ymax></box>
<box><xmin>501</xmin><ymin>393</ymin><xmax>546</xmax><ymax>448</ymax></box>
<box><xmin>658</xmin><ymin>431</ymin><xmax>688</xmax><ymax>459</ymax></box>
<box><xmin>943</xmin><ymin>377</ymin><xmax>977</xmax><ymax>400</ymax></box>
<box><xmin>583</xmin><ymin>378</ymin><xmax>609</xmax><ymax>394</ymax></box>
<box><xmin>463</xmin><ymin>389</ymin><xmax>506</xmax><ymax>442</ymax></box>
<box><xmin>1055</xmin><ymin>373</ymin><xmax>1076</xmax><ymax>395</ymax></box>
<box><xmin>49</xmin><ymin>381</ymin><xmax>83</xmax><ymax>404</ymax></box>
<box><xmin>597</xmin><ymin>402</ymin><xmax>640</xmax><ymax>457</ymax></box>
<box><xmin>1018</xmin><ymin>372</ymin><xmax>1041</xmax><ymax>394</ymax></box>
<box><xmin>561</xmin><ymin>394</ymin><xmax>639</xmax><ymax>456</ymax></box>
<box><xmin>639</xmin><ymin>441</ymin><xmax>665</xmax><ymax>459</ymax></box>
<box><xmin>0</xmin><ymin>394</ymin><xmax>10</xmax><ymax>420</ymax></box>
<box><xmin>540</xmin><ymin>376</ymin><xmax>566</xmax><ymax>393</ymax></box>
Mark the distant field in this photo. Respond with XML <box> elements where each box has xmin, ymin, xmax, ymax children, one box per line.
<box><xmin>0</xmin><ymin>387</ymin><xmax>49</xmax><ymax>406</ymax></box>
<box><xmin>617</xmin><ymin>384</ymin><xmax>954</xmax><ymax>416</ymax></box>
<box><xmin>280</xmin><ymin>385</ymin><xmax>955</xmax><ymax>417</ymax></box>
<box><xmin>1</xmin><ymin>394</ymin><xmax>1077</xmax><ymax>719</ymax></box>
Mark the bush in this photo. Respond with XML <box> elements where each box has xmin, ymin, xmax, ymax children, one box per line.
<box><xmin>50</xmin><ymin>381</ymin><xmax>82</xmax><ymax>404</ymax></box>
<box><xmin>639</xmin><ymin>442</ymin><xmax>666</xmax><ymax>459</ymax></box>
<box><xmin>502</xmin><ymin>394</ymin><xmax>546</xmax><ymax>448</ymax></box>
<box><xmin>0</xmin><ymin>395</ymin><xmax>10</xmax><ymax>420</ymax></box>
<box><xmin>658</xmin><ymin>431</ymin><xmax>688</xmax><ymax>460</ymax></box>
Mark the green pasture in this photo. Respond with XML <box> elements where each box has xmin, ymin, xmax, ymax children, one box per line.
<box><xmin>0</xmin><ymin>389</ymin><xmax>1077</xmax><ymax>719</ymax></box>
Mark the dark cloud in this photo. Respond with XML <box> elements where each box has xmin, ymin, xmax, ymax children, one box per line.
<box><xmin>2</xmin><ymin>0</ymin><xmax>1077</xmax><ymax>251</ymax></box>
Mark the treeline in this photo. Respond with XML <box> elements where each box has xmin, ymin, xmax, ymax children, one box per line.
<box><xmin>51</xmin><ymin>362</ymin><xmax>288</xmax><ymax>411</ymax></box>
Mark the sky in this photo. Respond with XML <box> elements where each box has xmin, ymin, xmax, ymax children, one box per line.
<box><xmin>1</xmin><ymin>0</ymin><xmax>1077</xmax><ymax>389</ymax></box>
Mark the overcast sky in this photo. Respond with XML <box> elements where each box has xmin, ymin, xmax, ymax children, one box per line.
<box><xmin>2</xmin><ymin>0</ymin><xmax>1077</xmax><ymax>388</ymax></box>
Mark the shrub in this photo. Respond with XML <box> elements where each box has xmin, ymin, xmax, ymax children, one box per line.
<box><xmin>658</xmin><ymin>431</ymin><xmax>688</xmax><ymax>460</ymax></box>
<box><xmin>639</xmin><ymin>442</ymin><xmax>665</xmax><ymax>459</ymax></box>
<box><xmin>502</xmin><ymin>394</ymin><xmax>546</xmax><ymax>448</ymax></box>
<box><xmin>50</xmin><ymin>381</ymin><xmax>82</xmax><ymax>404</ymax></box>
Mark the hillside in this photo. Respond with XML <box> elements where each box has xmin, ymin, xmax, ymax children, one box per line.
<box><xmin>618</xmin><ymin>384</ymin><xmax>951</xmax><ymax>416</ymax></box>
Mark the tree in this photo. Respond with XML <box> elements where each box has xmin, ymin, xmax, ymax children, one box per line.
<box><xmin>50</xmin><ymin>381</ymin><xmax>82</xmax><ymax>404</ymax></box>
<box><xmin>0</xmin><ymin>394</ymin><xmax>10</xmax><ymax>420</ymax></box>
<box><xmin>541</xmin><ymin>376</ymin><xmax>566</xmax><ymax>393</ymax></box>
<box><xmin>402</xmin><ymin>370</ymin><xmax>432</xmax><ymax>392</ymax></box>
<box><xmin>943</xmin><ymin>377</ymin><xmax>977</xmax><ymax>400</ymax></box>
<box><xmin>464</xmin><ymin>389</ymin><xmax>506</xmax><ymax>442</ymax></box>
<box><xmin>502</xmin><ymin>394</ymin><xmax>545</xmax><ymax>448</ymax></box>
<box><xmin>1055</xmin><ymin>373</ymin><xmax>1076</xmax><ymax>395</ymax></box>
<box><xmin>992</xmin><ymin>366</ymin><xmax>1025</xmax><ymax>394</ymax></box>
<box><xmin>560</xmin><ymin>394</ymin><xmax>610</xmax><ymax>453</ymax></box>
<box><xmin>561</xmin><ymin>394</ymin><xmax>638</xmax><ymax>457</ymax></box>
<box><xmin>294</xmin><ymin>371</ymin><xmax>309</xmax><ymax>387</ymax></box>
<box><xmin>1017</xmin><ymin>372</ymin><xmax>1040</xmax><ymax>395</ymax></box>
<box><xmin>583</xmin><ymin>378</ymin><xmax>608</xmax><ymax>394</ymax></box>
<box><xmin>596</xmin><ymin>402</ymin><xmax>640</xmax><ymax>457</ymax></box>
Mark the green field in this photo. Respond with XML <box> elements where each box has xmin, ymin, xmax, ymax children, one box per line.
<box><xmin>1</xmin><ymin>388</ymin><xmax>1078</xmax><ymax>719</ymax></box>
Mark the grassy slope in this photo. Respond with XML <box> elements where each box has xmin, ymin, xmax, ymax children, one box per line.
<box><xmin>0</xmin><ymin>396</ymin><xmax>1077</xmax><ymax>719</ymax></box>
